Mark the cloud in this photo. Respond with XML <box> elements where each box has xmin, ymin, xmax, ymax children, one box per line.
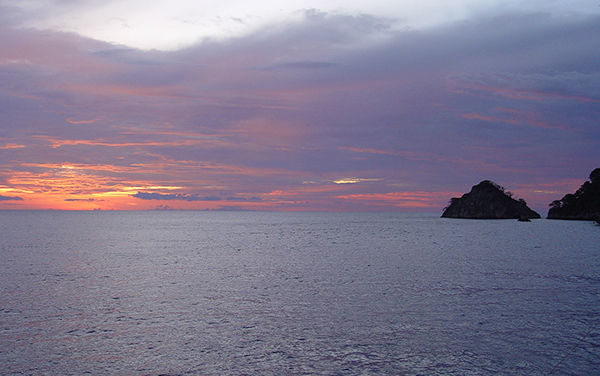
<box><xmin>0</xmin><ymin>195</ymin><xmax>23</xmax><ymax>201</ymax></box>
<box><xmin>132</xmin><ymin>192</ymin><xmax>222</xmax><ymax>201</ymax></box>
<box><xmin>11</xmin><ymin>0</ymin><xmax>600</xmax><ymax>51</ymax></box>
<box><xmin>333</xmin><ymin>178</ymin><xmax>382</xmax><ymax>184</ymax></box>
<box><xmin>216</xmin><ymin>205</ymin><xmax>252</xmax><ymax>211</ymax></box>
<box><xmin>66</xmin><ymin>118</ymin><xmax>101</xmax><ymax>124</ymax></box>
<box><xmin>64</xmin><ymin>198</ymin><xmax>103</xmax><ymax>202</ymax></box>
<box><xmin>226</xmin><ymin>196</ymin><xmax>263</xmax><ymax>202</ymax></box>
<box><xmin>248</xmin><ymin>61</ymin><xmax>341</xmax><ymax>72</ymax></box>
<box><xmin>0</xmin><ymin>8</ymin><xmax>599</xmax><ymax>211</ymax></box>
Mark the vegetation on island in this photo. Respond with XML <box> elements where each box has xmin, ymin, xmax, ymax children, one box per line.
<box><xmin>442</xmin><ymin>180</ymin><xmax>540</xmax><ymax>220</ymax></box>
<box><xmin>548</xmin><ymin>168</ymin><xmax>600</xmax><ymax>221</ymax></box>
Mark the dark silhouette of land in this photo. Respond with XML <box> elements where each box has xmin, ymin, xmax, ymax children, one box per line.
<box><xmin>442</xmin><ymin>180</ymin><xmax>541</xmax><ymax>220</ymax></box>
<box><xmin>548</xmin><ymin>168</ymin><xmax>600</xmax><ymax>221</ymax></box>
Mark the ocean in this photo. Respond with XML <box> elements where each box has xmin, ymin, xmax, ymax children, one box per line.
<box><xmin>0</xmin><ymin>211</ymin><xmax>599</xmax><ymax>375</ymax></box>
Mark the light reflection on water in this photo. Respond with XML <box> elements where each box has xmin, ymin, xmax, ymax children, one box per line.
<box><xmin>1</xmin><ymin>211</ymin><xmax>599</xmax><ymax>375</ymax></box>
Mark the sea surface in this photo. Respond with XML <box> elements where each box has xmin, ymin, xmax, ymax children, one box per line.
<box><xmin>1</xmin><ymin>211</ymin><xmax>599</xmax><ymax>375</ymax></box>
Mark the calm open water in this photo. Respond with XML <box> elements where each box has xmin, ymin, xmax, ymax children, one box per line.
<box><xmin>0</xmin><ymin>211</ymin><xmax>599</xmax><ymax>375</ymax></box>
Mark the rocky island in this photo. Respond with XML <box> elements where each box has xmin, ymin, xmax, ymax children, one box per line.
<box><xmin>442</xmin><ymin>180</ymin><xmax>541</xmax><ymax>220</ymax></box>
<box><xmin>547</xmin><ymin>168</ymin><xmax>600</xmax><ymax>221</ymax></box>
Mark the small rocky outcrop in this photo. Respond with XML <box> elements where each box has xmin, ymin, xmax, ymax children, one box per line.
<box><xmin>547</xmin><ymin>168</ymin><xmax>600</xmax><ymax>221</ymax></box>
<box><xmin>442</xmin><ymin>180</ymin><xmax>541</xmax><ymax>220</ymax></box>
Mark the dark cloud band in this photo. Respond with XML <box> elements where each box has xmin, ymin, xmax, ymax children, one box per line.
<box><xmin>133</xmin><ymin>192</ymin><xmax>222</xmax><ymax>201</ymax></box>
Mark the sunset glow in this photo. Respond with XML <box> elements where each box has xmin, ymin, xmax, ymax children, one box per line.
<box><xmin>0</xmin><ymin>1</ymin><xmax>598</xmax><ymax>212</ymax></box>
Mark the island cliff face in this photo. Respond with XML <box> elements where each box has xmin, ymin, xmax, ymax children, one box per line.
<box><xmin>442</xmin><ymin>180</ymin><xmax>541</xmax><ymax>220</ymax></box>
<box><xmin>547</xmin><ymin>168</ymin><xmax>600</xmax><ymax>221</ymax></box>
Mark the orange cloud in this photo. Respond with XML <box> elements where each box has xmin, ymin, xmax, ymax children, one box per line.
<box><xmin>0</xmin><ymin>143</ymin><xmax>26</xmax><ymax>149</ymax></box>
<box><xmin>0</xmin><ymin>157</ymin><xmax>314</xmax><ymax>210</ymax></box>
<box><xmin>333</xmin><ymin>178</ymin><xmax>382</xmax><ymax>184</ymax></box>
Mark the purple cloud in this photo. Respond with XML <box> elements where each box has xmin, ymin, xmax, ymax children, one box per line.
<box><xmin>248</xmin><ymin>61</ymin><xmax>341</xmax><ymax>71</ymax></box>
<box><xmin>64</xmin><ymin>198</ymin><xmax>103</xmax><ymax>202</ymax></box>
<box><xmin>0</xmin><ymin>195</ymin><xmax>23</xmax><ymax>201</ymax></box>
<box><xmin>0</xmin><ymin>8</ymin><xmax>598</xmax><ymax>212</ymax></box>
<box><xmin>226</xmin><ymin>196</ymin><xmax>263</xmax><ymax>202</ymax></box>
<box><xmin>133</xmin><ymin>192</ymin><xmax>222</xmax><ymax>201</ymax></box>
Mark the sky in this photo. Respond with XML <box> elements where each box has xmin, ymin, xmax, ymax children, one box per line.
<box><xmin>0</xmin><ymin>0</ymin><xmax>599</xmax><ymax>212</ymax></box>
